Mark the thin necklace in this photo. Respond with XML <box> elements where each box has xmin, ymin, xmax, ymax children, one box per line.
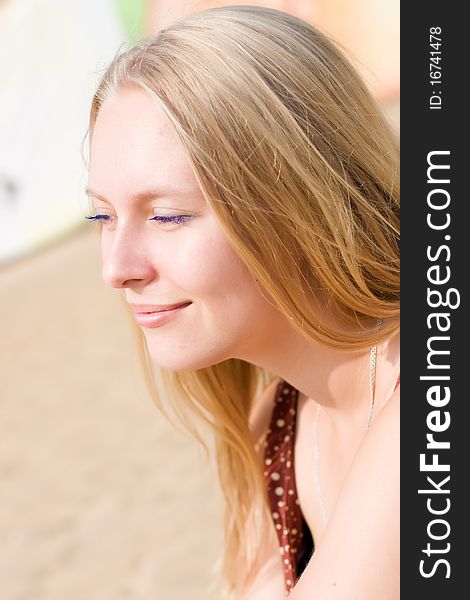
<box><xmin>313</xmin><ymin>317</ymin><xmax>383</xmax><ymax>528</ymax></box>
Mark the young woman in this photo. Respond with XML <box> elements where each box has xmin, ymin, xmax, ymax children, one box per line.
<box><xmin>85</xmin><ymin>5</ymin><xmax>400</xmax><ymax>599</ymax></box>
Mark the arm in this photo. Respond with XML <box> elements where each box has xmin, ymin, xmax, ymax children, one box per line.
<box><xmin>290</xmin><ymin>385</ymin><xmax>400</xmax><ymax>600</ymax></box>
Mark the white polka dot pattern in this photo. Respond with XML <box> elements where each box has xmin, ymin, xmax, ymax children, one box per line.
<box><xmin>263</xmin><ymin>379</ymin><xmax>312</xmax><ymax>595</ymax></box>
<box><xmin>263</xmin><ymin>375</ymin><xmax>400</xmax><ymax>595</ymax></box>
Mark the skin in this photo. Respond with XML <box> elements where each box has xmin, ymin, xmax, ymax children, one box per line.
<box><xmin>87</xmin><ymin>84</ymin><xmax>296</xmax><ymax>373</ymax></box>
<box><xmin>88</xmin><ymin>84</ymin><xmax>400</xmax><ymax>599</ymax></box>
<box><xmin>249</xmin><ymin>376</ymin><xmax>400</xmax><ymax>600</ymax></box>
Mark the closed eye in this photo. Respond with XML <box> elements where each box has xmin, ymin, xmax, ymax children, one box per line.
<box><xmin>84</xmin><ymin>214</ymin><xmax>194</xmax><ymax>226</ymax></box>
<box><xmin>148</xmin><ymin>215</ymin><xmax>194</xmax><ymax>225</ymax></box>
<box><xmin>85</xmin><ymin>214</ymin><xmax>112</xmax><ymax>222</ymax></box>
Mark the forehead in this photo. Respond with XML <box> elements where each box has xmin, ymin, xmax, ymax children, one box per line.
<box><xmin>88</xmin><ymin>86</ymin><xmax>199</xmax><ymax>199</ymax></box>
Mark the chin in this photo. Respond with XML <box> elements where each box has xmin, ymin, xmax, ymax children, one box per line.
<box><xmin>144</xmin><ymin>340</ymin><xmax>229</xmax><ymax>372</ymax></box>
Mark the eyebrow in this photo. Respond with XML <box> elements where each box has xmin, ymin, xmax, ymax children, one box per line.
<box><xmin>84</xmin><ymin>186</ymin><xmax>187</xmax><ymax>203</ymax></box>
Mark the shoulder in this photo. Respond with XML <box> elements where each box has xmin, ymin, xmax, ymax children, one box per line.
<box><xmin>249</xmin><ymin>376</ymin><xmax>284</xmax><ymax>448</ymax></box>
<box><xmin>342</xmin><ymin>382</ymin><xmax>400</xmax><ymax>517</ymax></box>
<box><xmin>289</xmin><ymin>384</ymin><xmax>400</xmax><ymax>599</ymax></box>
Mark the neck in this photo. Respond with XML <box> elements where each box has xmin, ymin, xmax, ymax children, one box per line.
<box><xmin>238</xmin><ymin>317</ymin><xmax>400</xmax><ymax>429</ymax></box>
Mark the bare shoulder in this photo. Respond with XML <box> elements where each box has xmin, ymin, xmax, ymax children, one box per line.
<box><xmin>249</xmin><ymin>375</ymin><xmax>283</xmax><ymax>447</ymax></box>
<box><xmin>289</xmin><ymin>384</ymin><xmax>400</xmax><ymax>599</ymax></box>
<box><xmin>342</xmin><ymin>381</ymin><xmax>400</xmax><ymax>524</ymax></box>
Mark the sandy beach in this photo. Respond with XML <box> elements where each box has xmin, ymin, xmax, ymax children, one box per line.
<box><xmin>0</xmin><ymin>227</ymin><xmax>224</xmax><ymax>600</ymax></box>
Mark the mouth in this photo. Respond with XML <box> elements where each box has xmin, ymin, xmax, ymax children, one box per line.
<box><xmin>128</xmin><ymin>301</ymin><xmax>193</xmax><ymax>328</ymax></box>
<box><xmin>129</xmin><ymin>301</ymin><xmax>193</xmax><ymax>314</ymax></box>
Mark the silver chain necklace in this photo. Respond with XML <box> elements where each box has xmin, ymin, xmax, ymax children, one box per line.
<box><xmin>313</xmin><ymin>317</ymin><xmax>383</xmax><ymax>528</ymax></box>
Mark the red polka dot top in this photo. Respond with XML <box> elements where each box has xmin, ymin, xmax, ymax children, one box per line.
<box><xmin>263</xmin><ymin>380</ymin><xmax>311</xmax><ymax>595</ymax></box>
<box><xmin>263</xmin><ymin>374</ymin><xmax>400</xmax><ymax>595</ymax></box>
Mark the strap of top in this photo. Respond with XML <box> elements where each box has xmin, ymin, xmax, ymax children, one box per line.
<box><xmin>264</xmin><ymin>372</ymin><xmax>400</xmax><ymax>593</ymax></box>
<box><xmin>263</xmin><ymin>380</ymin><xmax>309</xmax><ymax>593</ymax></box>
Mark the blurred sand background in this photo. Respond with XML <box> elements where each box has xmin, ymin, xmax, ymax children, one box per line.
<box><xmin>0</xmin><ymin>228</ymin><xmax>224</xmax><ymax>599</ymax></box>
<box><xmin>0</xmin><ymin>1</ymin><xmax>398</xmax><ymax>598</ymax></box>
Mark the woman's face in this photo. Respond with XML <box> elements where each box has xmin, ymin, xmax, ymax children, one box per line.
<box><xmin>87</xmin><ymin>85</ymin><xmax>289</xmax><ymax>371</ymax></box>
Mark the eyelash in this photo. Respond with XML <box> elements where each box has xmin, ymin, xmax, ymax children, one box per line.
<box><xmin>85</xmin><ymin>214</ymin><xmax>194</xmax><ymax>225</ymax></box>
<box><xmin>149</xmin><ymin>215</ymin><xmax>194</xmax><ymax>224</ymax></box>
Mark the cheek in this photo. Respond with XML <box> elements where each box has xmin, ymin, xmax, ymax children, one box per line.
<box><xmin>177</xmin><ymin>230</ymin><xmax>260</xmax><ymax>310</ymax></box>
<box><xmin>99</xmin><ymin>233</ymin><xmax>112</xmax><ymax>274</ymax></box>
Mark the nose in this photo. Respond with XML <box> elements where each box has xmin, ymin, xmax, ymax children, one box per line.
<box><xmin>101</xmin><ymin>226</ymin><xmax>156</xmax><ymax>290</ymax></box>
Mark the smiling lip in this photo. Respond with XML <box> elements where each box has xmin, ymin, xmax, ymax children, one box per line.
<box><xmin>129</xmin><ymin>301</ymin><xmax>192</xmax><ymax>328</ymax></box>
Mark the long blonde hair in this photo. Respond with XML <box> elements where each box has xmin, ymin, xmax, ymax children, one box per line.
<box><xmin>87</xmin><ymin>5</ymin><xmax>399</xmax><ymax>597</ymax></box>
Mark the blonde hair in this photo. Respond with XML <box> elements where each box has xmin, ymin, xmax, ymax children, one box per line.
<box><xmin>87</xmin><ymin>5</ymin><xmax>399</xmax><ymax>597</ymax></box>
